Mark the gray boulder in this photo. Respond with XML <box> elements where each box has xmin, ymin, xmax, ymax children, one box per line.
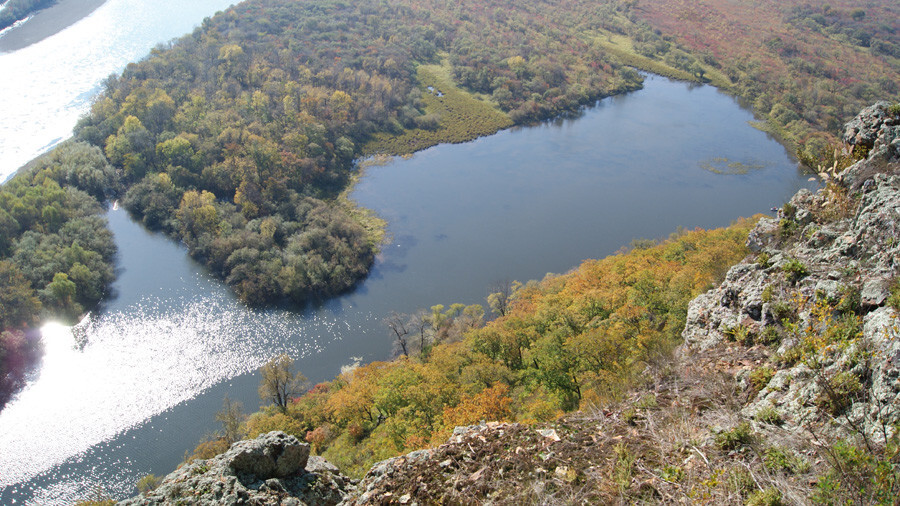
<box><xmin>118</xmin><ymin>431</ymin><xmax>353</xmax><ymax>506</ymax></box>
<box><xmin>228</xmin><ymin>431</ymin><xmax>310</xmax><ymax>479</ymax></box>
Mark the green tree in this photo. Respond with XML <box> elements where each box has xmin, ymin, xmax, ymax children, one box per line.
<box><xmin>258</xmin><ymin>354</ymin><xmax>309</xmax><ymax>412</ymax></box>
<box><xmin>44</xmin><ymin>272</ymin><xmax>80</xmax><ymax>317</ymax></box>
<box><xmin>0</xmin><ymin>260</ymin><xmax>41</xmax><ymax>329</ymax></box>
<box><xmin>215</xmin><ymin>396</ymin><xmax>246</xmax><ymax>444</ymax></box>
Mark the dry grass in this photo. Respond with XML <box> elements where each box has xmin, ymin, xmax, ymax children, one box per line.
<box><xmin>350</xmin><ymin>344</ymin><xmax>829</xmax><ymax>504</ymax></box>
<box><xmin>591</xmin><ymin>32</ymin><xmax>732</xmax><ymax>89</ymax></box>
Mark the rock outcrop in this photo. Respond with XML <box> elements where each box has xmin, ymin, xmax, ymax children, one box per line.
<box><xmin>681</xmin><ymin>101</ymin><xmax>900</xmax><ymax>440</ymax></box>
<box><xmin>119</xmin><ymin>431</ymin><xmax>354</xmax><ymax>505</ymax></box>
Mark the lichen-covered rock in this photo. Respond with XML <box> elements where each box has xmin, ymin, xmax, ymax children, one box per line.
<box><xmin>118</xmin><ymin>431</ymin><xmax>354</xmax><ymax>506</ymax></box>
<box><xmin>842</xmin><ymin>101</ymin><xmax>895</xmax><ymax>149</ymax></box>
<box><xmin>228</xmin><ymin>430</ymin><xmax>310</xmax><ymax>479</ymax></box>
<box><xmin>684</xmin><ymin>103</ymin><xmax>900</xmax><ymax>441</ymax></box>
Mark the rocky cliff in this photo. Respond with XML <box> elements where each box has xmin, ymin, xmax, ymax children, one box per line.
<box><xmin>682</xmin><ymin>101</ymin><xmax>900</xmax><ymax>442</ymax></box>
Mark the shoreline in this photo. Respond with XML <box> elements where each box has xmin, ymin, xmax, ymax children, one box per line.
<box><xmin>0</xmin><ymin>0</ymin><xmax>107</xmax><ymax>52</ymax></box>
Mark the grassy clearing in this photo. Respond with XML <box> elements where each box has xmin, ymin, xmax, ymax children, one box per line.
<box><xmin>363</xmin><ymin>60</ymin><xmax>512</xmax><ymax>156</ymax></box>
<box><xmin>594</xmin><ymin>32</ymin><xmax>732</xmax><ymax>89</ymax></box>
<box><xmin>336</xmin><ymin>169</ymin><xmax>389</xmax><ymax>250</ymax></box>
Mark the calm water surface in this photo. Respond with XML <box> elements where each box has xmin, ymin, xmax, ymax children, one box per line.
<box><xmin>0</xmin><ymin>73</ymin><xmax>817</xmax><ymax>504</ymax></box>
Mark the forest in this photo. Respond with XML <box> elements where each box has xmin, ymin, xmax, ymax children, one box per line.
<box><xmin>626</xmin><ymin>0</ymin><xmax>900</xmax><ymax>160</ymax></box>
<box><xmin>11</xmin><ymin>0</ymin><xmax>894</xmax><ymax>502</ymax></box>
<box><xmin>1</xmin><ymin>0</ymin><xmax>896</xmax><ymax>412</ymax></box>
<box><xmin>0</xmin><ymin>141</ymin><xmax>117</xmax><ymax>407</ymax></box>
<box><xmin>68</xmin><ymin>0</ymin><xmax>900</xmax><ymax>307</ymax></box>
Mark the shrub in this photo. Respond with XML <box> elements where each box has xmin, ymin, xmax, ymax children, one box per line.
<box><xmin>659</xmin><ymin>465</ymin><xmax>684</xmax><ymax>482</ymax></box>
<box><xmin>726</xmin><ymin>468</ymin><xmax>755</xmax><ymax>495</ymax></box>
<box><xmin>781</xmin><ymin>259</ymin><xmax>809</xmax><ymax>284</ymax></box>
<box><xmin>746</xmin><ymin>487</ymin><xmax>783</xmax><ymax>506</ymax></box>
<box><xmin>749</xmin><ymin>366</ymin><xmax>775</xmax><ymax>393</ymax></box>
<box><xmin>725</xmin><ymin>324</ymin><xmax>755</xmax><ymax>346</ymax></box>
<box><xmin>835</xmin><ymin>285</ymin><xmax>861</xmax><ymax>315</ymax></box>
<box><xmin>185</xmin><ymin>438</ymin><xmax>229</xmax><ymax>462</ymax></box>
<box><xmin>778</xmin><ymin>218</ymin><xmax>798</xmax><ymax>239</ymax></box>
<box><xmin>889</xmin><ymin>103</ymin><xmax>900</xmax><ymax>118</ymax></box>
<box><xmin>776</xmin><ymin>345</ymin><xmax>804</xmax><ymax>366</ymax></box>
<box><xmin>306</xmin><ymin>425</ymin><xmax>334</xmax><ymax>452</ymax></box>
<box><xmin>635</xmin><ymin>394</ymin><xmax>658</xmax><ymax>409</ymax></box>
<box><xmin>771</xmin><ymin>300</ymin><xmax>797</xmax><ymax>323</ymax></box>
<box><xmin>759</xmin><ymin>326</ymin><xmax>781</xmax><ymax>346</ymax></box>
<box><xmin>817</xmin><ymin>371</ymin><xmax>863</xmax><ymax>415</ymax></box>
<box><xmin>136</xmin><ymin>474</ymin><xmax>161</xmax><ymax>494</ymax></box>
<box><xmin>813</xmin><ymin>439</ymin><xmax>900</xmax><ymax>504</ymax></box>
<box><xmin>764</xmin><ymin>446</ymin><xmax>808</xmax><ymax>474</ymax></box>
<box><xmin>715</xmin><ymin>422</ymin><xmax>754</xmax><ymax>451</ymax></box>
<box><xmin>888</xmin><ymin>279</ymin><xmax>900</xmax><ymax>312</ymax></box>
<box><xmin>822</xmin><ymin>312</ymin><xmax>862</xmax><ymax>344</ymax></box>
<box><xmin>761</xmin><ymin>284</ymin><xmax>774</xmax><ymax>302</ymax></box>
<box><xmin>244</xmin><ymin>411</ymin><xmax>306</xmax><ymax>440</ymax></box>
<box><xmin>756</xmin><ymin>405</ymin><xmax>782</xmax><ymax>425</ymax></box>
<box><xmin>782</xmin><ymin>202</ymin><xmax>797</xmax><ymax>220</ymax></box>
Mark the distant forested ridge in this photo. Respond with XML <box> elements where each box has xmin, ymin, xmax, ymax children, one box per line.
<box><xmin>73</xmin><ymin>0</ymin><xmax>644</xmax><ymax>305</ymax></box>
<box><xmin>0</xmin><ymin>141</ymin><xmax>117</xmax><ymax>407</ymax></box>
<box><xmin>0</xmin><ymin>0</ymin><xmax>56</xmax><ymax>30</ymax></box>
<box><xmin>625</xmin><ymin>0</ymin><xmax>900</xmax><ymax>160</ymax></box>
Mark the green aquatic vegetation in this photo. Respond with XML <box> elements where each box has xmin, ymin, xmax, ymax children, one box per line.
<box><xmin>699</xmin><ymin>157</ymin><xmax>768</xmax><ymax>175</ymax></box>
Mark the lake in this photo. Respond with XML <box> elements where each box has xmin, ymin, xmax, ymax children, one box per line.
<box><xmin>0</xmin><ymin>71</ymin><xmax>817</xmax><ymax>504</ymax></box>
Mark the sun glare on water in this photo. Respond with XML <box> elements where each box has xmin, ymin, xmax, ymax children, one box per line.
<box><xmin>0</xmin><ymin>295</ymin><xmax>374</xmax><ymax>503</ymax></box>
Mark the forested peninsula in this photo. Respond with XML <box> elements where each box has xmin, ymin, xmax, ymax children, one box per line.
<box><xmin>71</xmin><ymin>0</ymin><xmax>649</xmax><ymax>308</ymax></box>
<box><xmin>66</xmin><ymin>0</ymin><xmax>900</xmax><ymax>310</ymax></box>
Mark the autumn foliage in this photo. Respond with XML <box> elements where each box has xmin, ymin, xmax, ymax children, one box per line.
<box><xmin>229</xmin><ymin>219</ymin><xmax>756</xmax><ymax>477</ymax></box>
<box><xmin>630</xmin><ymin>0</ymin><xmax>900</xmax><ymax>159</ymax></box>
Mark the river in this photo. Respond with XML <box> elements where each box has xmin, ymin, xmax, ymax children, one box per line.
<box><xmin>0</xmin><ymin>3</ymin><xmax>816</xmax><ymax>504</ymax></box>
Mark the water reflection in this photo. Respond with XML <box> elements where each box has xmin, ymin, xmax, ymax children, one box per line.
<box><xmin>0</xmin><ymin>211</ymin><xmax>382</xmax><ymax>503</ymax></box>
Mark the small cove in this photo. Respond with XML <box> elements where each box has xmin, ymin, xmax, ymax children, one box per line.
<box><xmin>0</xmin><ymin>74</ymin><xmax>818</xmax><ymax>504</ymax></box>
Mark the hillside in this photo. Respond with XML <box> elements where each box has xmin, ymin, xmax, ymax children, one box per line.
<box><xmin>342</xmin><ymin>101</ymin><xmax>900</xmax><ymax>504</ymax></box>
<box><xmin>116</xmin><ymin>103</ymin><xmax>900</xmax><ymax>504</ymax></box>
<box><xmin>631</xmin><ymin>0</ymin><xmax>900</xmax><ymax>161</ymax></box>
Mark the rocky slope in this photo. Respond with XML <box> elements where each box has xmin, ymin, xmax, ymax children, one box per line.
<box><xmin>120</xmin><ymin>103</ymin><xmax>900</xmax><ymax>504</ymax></box>
<box><xmin>683</xmin><ymin>101</ymin><xmax>900</xmax><ymax>442</ymax></box>
<box><xmin>119</xmin><ymin>431</ymin><xmax>354</xmax><ymax>505</ymax></box>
